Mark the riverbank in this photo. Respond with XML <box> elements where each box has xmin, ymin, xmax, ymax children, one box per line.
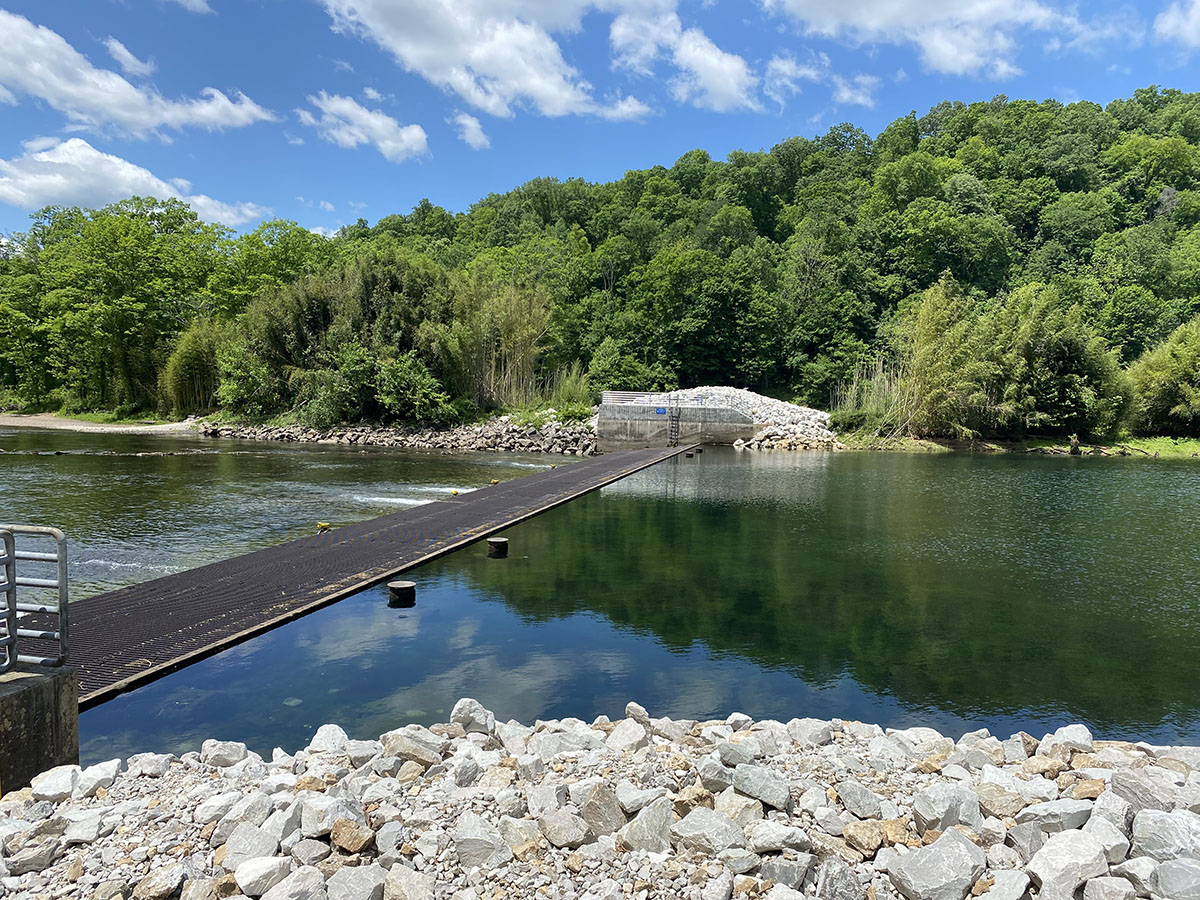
<box><xmin>838</xmin><ymin>430</ymin><xmax>1200</xmax><ymax>459</ymax></box>
<box><xmin>9</xmin><ymin>701</ymin><xmax>1197</xmax><ymax>900</ymax></box>
<box><xmin>0</xmin><ymin>413</ymin><xmax>199</xmax><ymax>435</ymax></box>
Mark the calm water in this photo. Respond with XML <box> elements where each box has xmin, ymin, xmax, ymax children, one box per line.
<box><xmin>4</xmin><ymin>429</ymin><xmax>1199</xmax><ymax>760</ymax></box>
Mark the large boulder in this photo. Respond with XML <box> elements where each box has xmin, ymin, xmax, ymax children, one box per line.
<box><xmin>1027</xmin><ymin>830</ymin><xmax>1108</xmax><ymax>900</ymax></box>
<box><xmin>450</xmin><ymin>698</ymin><xmax>495</xmax><ymax>736</ymax></box>
<box><xmin>888</xmin><ymin>829</ymin><xmax>986</xmax><ymax>900</ymax></box>
<box><xmin>616</xmin><ymin>796</ymin><xmax>673</xmax><ymax>853</ymax></box>
<box><xmin>1131</xmin><ymin>808</ymin><xmax>1200</xmax><ymax>861</ymax></box>
<box><xmin>912</xmin><ymin>783</ymin><xmax>983</xmax><ymax>833</ymax></box>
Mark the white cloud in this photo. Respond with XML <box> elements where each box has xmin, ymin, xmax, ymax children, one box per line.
<box><xmin>831</xmin><ymin>73</ymin><xmax>880</xmax><ymax>106</ymax></box>
<box><xmin>363</xmin><ymin>87</ymin><xmax>384</xmax><ymax>101</ymax></box>
<box><xmin>670</xmin><ymin>28</ymin><xmax>760</xmax><ymax>112</ymax></box>
<box><xmin>1156</xmin><ymin>0</ymin><xmax>1200</xmax><ymax>47</ymax></box>
<box><xmin>297</xmin><ymin>92</ymin><xmax>428</xmax><ymax>163</ymax></box>
<box><xmin>760</xmin><ymin>0</ymin><xmax>1117</xmax><ymax>78</ymax></box>
<box><xmin>164</xmin><ymin>0</ymin><xmax>213</xmax><ymax>12</ymax></box>
<box><xmin>321</xmin><ymin>0</ymin><xmax>666</xmax><ymax>119</ymax></box>
<box><xmin>450</xmin><ymin>112</ymin><xmax>491</xmax><ymax>149</ymax></box>
<box><xmin>763</xmin><ymin>52</ymin><xmax>825</xmax><ymax>108</ymax></box>
<box><xmin>104</xmin><ymin>37</ymin><xmax>155</xmax><ymax>78</ymax></box>
<box><xmin>0</xmin><ymin>137</ymin><xmax>268</xmax><ymax>225</ymax></box>
<box><xmin>0</xmin><ymin>11</ymin><xmax>275</xmax><ymax>137</ymax></box>
<box><xmin>319</xmin><ymin>200</ymin><xmax>335</xmax><ymax>212</ymax></box>
<box><xmin>310</xmin><ymin>225</ymin><xmax>339</xmax><ymax>237</ymax></box>
<box><xmin>284</xmin><ymin>132</ymin><xmax>305</xmax><ymax>145</ymax></box>
<box><xmin>610</xmin><ymin>11</ymin><xmax>758</xmax><ymax>112</ymax></box>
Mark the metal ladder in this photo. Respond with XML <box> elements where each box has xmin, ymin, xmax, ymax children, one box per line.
<box><xmin>667</xmin><ymin>393</ymin><xmax>681</xmax><ymax>446</ymax></box>
<box><xmin>0</xmin><ymin>525</ymin><xmax>69</xmax><ymax>667</ymax></box>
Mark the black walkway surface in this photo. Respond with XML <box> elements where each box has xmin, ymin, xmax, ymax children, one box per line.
<box><xmin>57</xmin><ymin>445</ymin><xmax>691</xmax><ymax>708</ymax></box>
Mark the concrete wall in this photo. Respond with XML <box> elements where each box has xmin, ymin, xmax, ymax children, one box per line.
<box><xmin>597</xmin><ymin>403</ymin><xmax>758</xmax><ymax>449</ymax></box>
<box><xmin>0</xmin><ymin>665</ymin><xmax>78</xmax><ymax>792</ymax></box>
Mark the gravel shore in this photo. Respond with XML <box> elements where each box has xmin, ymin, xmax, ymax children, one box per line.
<box><xmin>6</xmin><ymin>701</ymin><xmax>1198</xmax><ymax>900</ymax></box>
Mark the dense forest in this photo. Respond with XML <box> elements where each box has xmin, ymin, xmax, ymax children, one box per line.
<box><xmin>2</xmin><ymin>86</ymin><xmax>1200</xmax><ymax>439</ymax></box>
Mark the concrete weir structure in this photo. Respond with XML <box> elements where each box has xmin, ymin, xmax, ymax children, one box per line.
<box><xmin>0</xmin><ymin>664</ymin><xmax>78</xmax><ymax>792</ymax></box>
<box><xmin>597</xmin><ymin>391</ymin><xmax>758</xmax><ymax>449</ymax></box>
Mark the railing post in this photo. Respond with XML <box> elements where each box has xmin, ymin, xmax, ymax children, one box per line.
<box><xmin>0</xmin><ymin>530</ymin><xmax>17</xmax><ymax>675</ymax></box>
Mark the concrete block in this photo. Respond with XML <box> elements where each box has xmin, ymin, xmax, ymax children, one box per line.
<box><xmin>0</xmin><ymin>664</ymin><xmax>78</xmax><ymax>793</ymax></box>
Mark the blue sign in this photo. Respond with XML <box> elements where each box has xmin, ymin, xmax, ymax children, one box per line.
<box><xmin>655</xmin><ymin>407</ymin><xmax>666</xmax><ymax>415</ymax></box>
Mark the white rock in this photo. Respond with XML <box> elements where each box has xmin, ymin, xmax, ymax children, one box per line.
<box><xmin>450</xmin><ymin>698</ymin><xmax>495</xmax><ymax>736</ymax></box>
<box><xmin>224</xmin><ymin>823</ymin><xmax>280</xmax><ymax>871</ymax></box>
<box><xmin>235</xmin><ymin>858</ymin><xmax>292</xmax><ymax>897</ymax></box>
<box><xmin>202</xmin><ymin>739</ymin><xmax>250</xmax><ymax>767</ymax></box>
<box><xmin>454</xmin><ymin>812</ymin><xmax>512</xmax><ymax>870</ymax></box>
<box><xmin>616</xmin><ymin>796</ymin><xmax>673</xmax><ymax>853</ymax></box>
<box><xmin>1082</xmin><ymin>813</ymin><xmax>1130</xmax><ymax>863</ymax></box>
<box><xmin>195</xmin><ymin>792</ymin><xmax>241</xmax><ymax>826</ymax></box>
<box><xmin>260</xmin><ymin>866</ymin><xmax>327</xmax><ymax>900</ymax></box>
<box><xmin>30</xmin><ymin>764</ymin><xmax>80</xmax><ymax>801</ymax></box>
<box><xmin>912</xmin><ymin>783</ymin><xmax>983</xmax><ymax>833</ymax></box>
<box><xmin>888</xmin><ymin>829</ymin><xmax>985</xmax><ymax>900</ymax></box>
<box><xmin>327</xmin><ymin>864</ymin><xmax>386</xmax><ymax>900</ymax></box>
<box><xmin>307</xmin><ymin>724</ymin><xmax>349</xmax><ymax>754</ymax></box>
<box><xmin>732</xmin><ymin>763</ymin><xmax>790</xmax><ymax>809</ymax></box>
<box><xmin>383</xmin><ymin>864</ymin><xmax>435</xmax><ymax>900</ymax></box>
<box><xmin>606</xmin><ymin>719</ymin><xmax>648</xmax><ymax>753</ymax></box>
<box><xmin>1027</xmin><ymin>830</ymin><xmax>1108</xmax><ymax>900</ymax></box>
<box><xmin>1153</xmin><ymin>858</ymin><xmax>1200</xmax><ymax>900</ymax></box>
<box><xmin>671</xmin><ymin>807</ymin><xmax>746</xmax><ymax>855</ymax></box>
<box><xmin>1016</xmin><ymin>799</ymin><xmax>1092</xmax><ymax>832</ymax></box>
<box><xmin>984</xmin><ymin>870</ymin><xmax>1030</xmax><ymax>900</ymax></box>
<box><xmin>1082</xmin><ymin>876</ymin><xmax>1137</xmax><ymax>900</ymax></box>
<box><xmin>74</xmin><ymin>759</ymin><xmax>120</xmax><ymax>798</ymax></box>
<box><xmin>1131</xmin><ymin>808</ymin><xmax>1200</xmax><ymax>860</ymax></box>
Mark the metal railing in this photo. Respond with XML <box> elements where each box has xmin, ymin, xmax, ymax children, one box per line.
<box><xmin>0</xmin><ymin>530</ymin><xmax>16</xmax><ymax>674</ymax></box>
<box><xmin>0</xmin><ymin>525</ymin><xmax>69</xmax><ymax>666</ymax></box>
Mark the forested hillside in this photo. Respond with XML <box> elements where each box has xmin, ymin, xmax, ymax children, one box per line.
<box><xmin>3</xmin><ymin>86</ymin><xmax>1200</xmax><ymax>438</ymax></box>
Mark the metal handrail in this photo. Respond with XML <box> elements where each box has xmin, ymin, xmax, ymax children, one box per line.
<box><xmin>0</xmin><ymin>525</ymin><xmax>69</xmax><ymax>666</ymax></box>
<box><xmin>0</xmin><ymin>530</ymin><xmax>16</xmax><ymax>674</ymax></box>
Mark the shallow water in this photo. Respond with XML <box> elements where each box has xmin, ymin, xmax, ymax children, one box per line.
<box><xmin>5</xmin><ymin>430</ymin><xmax>1198</xmax><ymax>760</ymax></box>
<box><xmin>0</xmin><ymin>427</ymin><xmax>553</xmax><ymax>595</ymax></box>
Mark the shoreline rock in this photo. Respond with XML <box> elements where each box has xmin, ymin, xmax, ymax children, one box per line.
<box><xmin>6</xmin><ymin>706</ymin><xmax>1197</xmax><ymax>899</ymax></box>
<box><xmin>199</xmin><ymin>416</ymin><xmax>600</xmax><ymax>457</ymax></box>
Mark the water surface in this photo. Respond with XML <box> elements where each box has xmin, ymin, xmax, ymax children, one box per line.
<box><xmin>69</xmin><ymin>446</ymin><xmax>1200</xmax><ymax>759</ymax></box>
<box><xmin>6</xmin><ymin>429</ymin><xmax>1197</xmax><ymax>760</ymax></box>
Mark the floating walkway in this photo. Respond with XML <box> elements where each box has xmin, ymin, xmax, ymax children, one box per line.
<box><xmin>56</xmin><ymin>445</ymin><xmax>693</xmax><ymax>708</ymax></box>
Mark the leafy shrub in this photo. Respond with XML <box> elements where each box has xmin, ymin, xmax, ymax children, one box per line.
<box><xmin>375</xmin><ymin>352</ymin><xmax>455</xmax><ymax>424</ymax></box>
<box><xmin>1126</xmin><ymin>316</ymin><xmax>1200</xmax><ymax>435</ymax></box>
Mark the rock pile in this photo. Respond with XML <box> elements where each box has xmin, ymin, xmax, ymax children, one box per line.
<box><xmin>734</xmin><ymin>424</ymin><xmax>844</xmax><ymax>452</ymax></box>
<box><xmin>6</xmin><ymin>704</ymin><xmax>1199</xmax><ymax>900</ymax></box>
<box><xmin>635</xmin><ymin>388</ymin><xmax>830</xmax><ymax>431</ymax></box>
<box><xmin>200</xmin><ymin>417</ymin><xmax>598</xmax><ymax>457</ymax></box>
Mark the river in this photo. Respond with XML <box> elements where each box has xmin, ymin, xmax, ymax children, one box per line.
<box><xmin>3</xmin><ymin>426</ymin><xmax>1198</xmax><ymax>761</ymax></box>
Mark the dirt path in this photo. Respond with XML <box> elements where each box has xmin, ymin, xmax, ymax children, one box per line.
<box><xmin>0</xmin><ymin>413</ymin><xmax>200</xmax><ymax>435</ymax></box>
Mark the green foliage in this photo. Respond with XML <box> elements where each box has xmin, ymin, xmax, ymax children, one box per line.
<box><xmin>376</xmin><ymin>352</ymin><xmax>455</xmax><ymax>424</ymax></box>
<box><xmin>1126</xmin><ymin>316</ymin><xmax>1200</xmax><ymax>435</ymax></box>
<box><xmin>3</xmin><ymin>86</ymin><xmax>1200</xmax><ymax>436</ymax></box>
<box><xmin>161</xmin><ymin>319</ymin><xmax>225</xmax><ymax>415</ymax></box>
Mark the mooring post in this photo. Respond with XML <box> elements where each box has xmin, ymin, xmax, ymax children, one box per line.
<box><xmin>487</xmin><ymin>537</ymin><xmax>509</xmax><ymax>559</ymax></box>
<box><xmin>387</xmin><ymin>581</ymin><xmax>416</xmax><ymax>608</ymax></box>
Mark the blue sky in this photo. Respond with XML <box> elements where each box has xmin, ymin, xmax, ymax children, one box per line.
<box><xmin>0</xmin><ymin>0</ymin><xmax>1198</xmax><ymax>235</ymax></box>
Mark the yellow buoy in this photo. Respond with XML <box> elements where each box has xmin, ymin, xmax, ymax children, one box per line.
<box><xmin>490</xmin><ymin>479</ymin><xmax>499</xmax><ymax>485</ymax></box>
<box><xmin>450</xmin><ymin>490</ymin><xmax>459</xmax><ymax>495</ymax></box>
<box><xmin>316</xmin><ymin>522</ymin><xmax>331</xmax><ymax>533</ymax></box>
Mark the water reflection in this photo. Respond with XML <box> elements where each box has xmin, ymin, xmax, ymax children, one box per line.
<box><xmin>80</xmin><ymin>447</ymin><xmax>1200</xmax><ymax>762</ymax></box>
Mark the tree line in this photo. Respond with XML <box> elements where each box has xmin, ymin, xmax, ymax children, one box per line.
<box><xmin>2</xmin><ymin>85</ymin><xmax>1199</xmax><ymax>438</ymax></box>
